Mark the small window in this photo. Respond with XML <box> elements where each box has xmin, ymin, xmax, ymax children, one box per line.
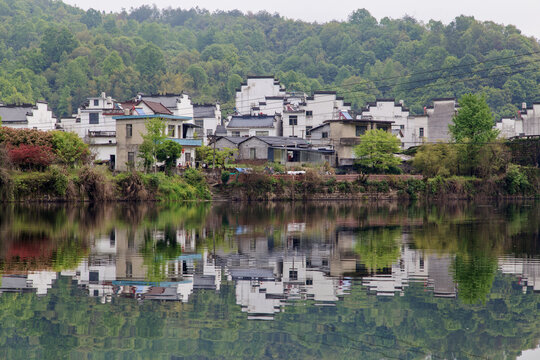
<box><xmin>289</xmin><ymin>115</ymin><xmax>298</xmax><ymax>126</ymax></box>
<box><xmin>89</xmin><ymin>112</ymin><xmax>99</xmax><ymax>124</ymax></box>
<box><xmin>168</xmin><ymin>125</ymin><xmax>175</xmax><ymax>137</ymax></box>
<box><xmin>306</xmin><ymin>278</ymin><xmax>313</xmax><ymax>285</ymax></box>
<box><xmin>127</xmin><ymin>152</ymin><xmax>135</xmax><ymax>164</ymax></box>
<box><xmin>255</xmin><ymin>131</ymin><xmax>269</xmax><ymax>136</ymax></box>
<box><xmin>232</xmin><ymin>131</ymin><xmax>240</xmax><ymax>137</ymax></box>
<box><xmin>195</xmin><ymin>119</ymin><xmax>204</xmax><ymax>128</ymax></box>
<box><xmin>419</xmin><ymin>128</ymin><xmax>424</xmax><ymax>137</ymax></box>
<box><xmin>89</xmin><ymin>271</ymin><xmax>99</xmax><ymax>282</ymax></box>
<box><xmin>250</xmin><ymin>148</ymin><xmax>256</xmax><ymax>159</ymax></box>
<box><xmin>126</xmin><ymin>124</ymin><xmax>132</xmax><ymax>137</ymax></box>
<box><xmin>93</xmin><ymin>99</ymin><xmax>99</xmax><ymax>106</ymax></box>
<box><xmin>289</xmin><ymin>270</ymin><xmax>298</xmax><ymax>281</ymax></box>
<box><xmin>306</xmin><ymin>110</ymin><xmax>313</xmax><ymax>117</ymax></box>
<box><xmin>377</xmin><ymin>125</ymin><xmax>389</xmax><ymax>131</ymax></box>
<box><xmin>356</xmin><ymin>125</ymin><xmax>367</xmax><ymax>136</ymax></box>
<box><xmin>305</xmin><ymin>126</ymin><xmax>312</xmax><ymax>134</ymax></box>
<box><xmin>322</xmin><ymin>132</ymin><xmax>328</xmax><ymax>139</ymax></box>
<box><xmin>400</xmin><ymin>125</ymin><xmax>405</xmax><ymax>130</ymax></box>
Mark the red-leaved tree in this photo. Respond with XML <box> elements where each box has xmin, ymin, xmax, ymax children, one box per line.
<box><xmin>8</xmin><ymin>144</ymin><xmax>56</xmax><ymax>170</ymax></box>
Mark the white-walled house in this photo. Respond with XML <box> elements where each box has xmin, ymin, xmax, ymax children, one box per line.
<box><xmin>235</xmin><ymin>76</ymin><xmax>285</xmax><ymax>115</ymax></box>
<box><xmin>226</xmin><ymin>115</ymin><xmax>279</xmax><ymax>137</ymax></box>
<box><xmin>409</xmin><ymin>115</ymin><xmax>429</xmax><ymax>146</ymax></box>
<box><xmin>360</xmin><ymin>99</ymin><xmax>412</xmax><ymax>149</ymax></box>
<box><xmin>496</xmin><ymin>117</ymin><xmax>524</xmax><ymax>139</ymax></box>
<box><xmin>425</xmin><ymin>98</ymin><xmax>458</xmax><ymax>143</ymax></box>
<box><xmin>519</xmin><ymin>102</ymin><xmax>540</xmax><ymax>136</ymax></box>
<box><xmin>0</xmin><ymin>101</ymin><xmax>56</xmax><ymax>130</ymax></box>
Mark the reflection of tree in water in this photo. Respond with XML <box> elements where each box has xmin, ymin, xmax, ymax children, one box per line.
<box><xmin>355</xmin><ymin>227</ymin><xmax>401</xmax><ymax>272</ymax></box>
<box><xmin>141</xmin><ymin>225</ymin><xmax>182</xmax><ymax>282</ymax></box>
<box><xmin>453</xmin><ymin>253</ymin><xmax>498</xmax><ymax>304</ymax></box>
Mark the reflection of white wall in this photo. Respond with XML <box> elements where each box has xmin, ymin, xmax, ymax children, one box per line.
<box><xmin>27</xmin><ymin>271</ymin><xmax>57</xmax><ymax>296</ymax></box>
<box><xmin>499</xmin><ymin>256</ymin><xmax>540</xmax><ymax>292</ymax></box>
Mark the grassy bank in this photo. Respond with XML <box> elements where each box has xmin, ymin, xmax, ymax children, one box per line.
<box><xmin>0</xmin><ymin>166</ymin><xmax>211</xmax><ymax>202</ymax></box>
<box><xmin>216</xmin><ymin>169</ymin><xmax>540</xmax><ymax>201</ymax></box>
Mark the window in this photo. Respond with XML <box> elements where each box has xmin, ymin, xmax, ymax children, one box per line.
<box><xmin>250</xmin><ymin>148</ymin><xmax>256</xmax><ymax>159</ymax></box>
<box><xmin>93</xmin><ymin>99</ymin><xmax>99</xmax><ymax>106</ymax></box>
<box><xmin>168</xmin><ymin>125</ymin><xmax>175</xmax><ymax>137</ymax></box>
<box><xmin>126</xmin><ymin>261</ymin><xmax>133</xmax><ymax>278</ymax></box>
<box><xmin>322</xmin><ymin>132</ymin><xmax>328</xmax><ymax>138</ymax></box>
<box><xmin>232</xmin><ymin>131</ymin><xmax>240</xmax><ymax>137</ymax></box>
<box><xmin>110</xmin><ymin>230</ymin><xmax>115</xmax><ymax>246</ymax></box>
<box><xmin>306</xmin><ymin>110</ymin><xmax>313</xmax><ymax>117</ymax></box>
<box><xmin>89</xmin><ymin>112</ymin><xmax>99</xmax><ymax>124</ymax></box>
<box><xmin>126</xmin><ymin>124</ymin><xmax>132</xmax><ymax>137</ymax></box>
<box><xmin>195</xmin><ymin>119</ymin><xmax>204</xmax><ymax>128</ymax></box>
<box><xmin>89</xmin><ymin>271</ymin><xmax>99</xmax><ymax>282</ymax></box>
<box><xmin>255</xmin><ymin>131</ymin><xmax>269</xmax><ymax>136</ymax></box>
<box><xmin>127</xmin><ymin>152</ymin><xmax>135</xmax><ymax>164</ymax></box>
<box><xmin>377</xmin><ymin>125</ymin><xmax>389</xmax><ymax>131</ymax></box>
<box><xmin>356</xmin><ymin>125</ymin><xmax>367</xmax><ymax>136</ymax></box>
<box><xmin>306</xmin><ymin>126</ymin><xmax>312</xmax><ymax>134</ymax></box>
<box><xmin>400</xmin><ymin>125</ymin><xmax>405</xmax><ymax>130</ymax></box>
<box><xmin>419</xmin><ymin>127</ymin><xmax>424</xmax><ymax>137</ymax></box>
<box><xmin>289</xmin><ymin>270</ymin><xmax>298</xmax><ymax>281</ymax></box>
<box><xmin>306</xmin><ymin>278</ymin><xmax>313</xmax><ymax>285</ymax></box>
<box><xmin>289</xmin><ymin>115</ymin><xmax>298</xmax><ymax>126</ymax></box>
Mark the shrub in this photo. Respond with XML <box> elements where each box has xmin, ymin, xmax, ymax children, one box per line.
<box><xmin>221</xmin><ymin>170</ymin><xmax>230</xmax><ymax>184</ymax></box>
<box><xmin>413</xmin><ymin>143</ymin><xmax>458</xmax><ymax>177</ymax></box>
<box><xmin>8</xmin><ymin>144</ymin><xmax>55</xmax><ymax>170</ymax></box>
<box><xmin>505</xmin><ymin>164</ymin><xmax>530</xmax><ymax>194</ymax></box>
<box><xmin>78</xmin><ymin>166</ymin><xmax>114</xmax><ymax>201</ymax></box>
<box><xmin>116</xmin><ymin>172</ymin><xmax>148</xmax><ymax>200</ymax></box>
<box><xmin>50</xmin><ymin>131</ymin><xmax>91</xmax><ymax>167</ymax></box>
<box><xmin>427</xmin><ymin>175</ymin><xmax>446</xmax><ymax>195</ymax></box>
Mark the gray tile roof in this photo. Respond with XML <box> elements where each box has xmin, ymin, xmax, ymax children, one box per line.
<box><xmin>193</xmin><ymin>105</ymin><xmax>216</xmax><ymax>118</ymax></box>
<box><xmin>216</xmin><ymin>136</ymin><xmax>246</xmax><ymax>145</ymax></box>
<box><xmin>227</xmin><ymin>115</ymin><xmax>275</xmax><ymax>129</ymax></box>
<box><xmin>253</xmin><ymin>136</ymin><xmax>309</xmax><ymax>147</ymax></box>
<box><xmin>0</xmin><ymin>105</ymin><xmax>33</xmax><ymax>123</ymax></box>
<box><xmin>140</xmin><ymin>95</ymin><xmax>179</xmax><ymax>109</ymax></box>
<box><xmin>215</xmin><ymin>125</ymin><xmax>227</xmax><ymax>135</ymax></box>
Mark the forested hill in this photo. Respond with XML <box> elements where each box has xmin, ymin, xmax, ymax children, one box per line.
<box><xmin>0</xmin><ymin>0</ymin><xmax>539</xmax><ymax>119</ymax></box>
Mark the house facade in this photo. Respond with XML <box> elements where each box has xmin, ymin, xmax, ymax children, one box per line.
<box><xmin>519</xmin><ymin>102</ymin><xmax>540</xmax><ymax>136</ymax></box>
<box><xmin>360</xmin><ymin>99</ymin><xmax>412</xmax><ymax>149</ymax></box>
<box><xmin>226</xmin><ymin>115</ymin><xmax>279</xmax><ymax>137</ymax></box>
<box><xmin>425</xmin><ymin>98</ymin><xmax>458</xmax><ymax>143</ymax></box>
<box><xmin>114</xmin><ymin>113</ymin><xmax>198</xmax><ymax>171</ymax></box>
<box><xmin>0</xmin><ymin>101</ymin><xmax>56</xmax><ymax>130</ymax></box>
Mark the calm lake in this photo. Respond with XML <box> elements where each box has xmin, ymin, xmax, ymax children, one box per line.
<box><xmin>0</xmin><ymin>201</ymin><xmax>539</xmax><ymax>359</ymax></box>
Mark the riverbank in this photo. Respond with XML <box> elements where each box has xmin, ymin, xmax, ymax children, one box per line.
<box><xmin>1</xmin><ymin>167</ymin><xmax>539</xmax><ymax>202</ymax></box>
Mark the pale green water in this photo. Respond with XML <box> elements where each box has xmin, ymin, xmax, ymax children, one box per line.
<box><xmin>0</xmin><ymin>201</ymin><xmax>539</xmax><ymax>359</ymax></box>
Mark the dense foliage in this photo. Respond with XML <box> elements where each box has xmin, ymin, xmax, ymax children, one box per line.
<box><xmin>0</xmin><ymin>1</ymin><xmax>539</xmax><ymax>119</ymax></box>
<box><xmin>354</xmin><ymin>129</ymin><xmax>402</xmax><ymax>173</ymax></box>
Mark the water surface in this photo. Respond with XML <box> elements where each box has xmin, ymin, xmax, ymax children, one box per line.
<box><xmin>0</xmin><ymin>201</ymin><xmax>539</xmax><ymax>359</ymax></box>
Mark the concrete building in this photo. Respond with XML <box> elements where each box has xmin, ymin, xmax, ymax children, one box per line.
<box><xmin>226</xmin><ymin>115</ymin><xmax>280</xmax><ymax>137</ymax></box>
<box><xmin>114</xmin><ymin>112</ymin><xmax>199</xmax><ymax>171</ymax></box>
<box><xmin>409</xmin><ymin>115</ymin><xmax>429</xmax><ymax>146</ymax></box>
<box><xmin>235</xmin><ymin>76</ymin><xmax>285</xmax><ymax>115</ymax></box>
<box><xmin>496</xmin><ymin>117</ymin><xmax>524</xmax><ymax>139</ymax></box>
<box><xmin>519</xmin><ymin>102</ymin><xmax>540</xmax><ymax>136</ymax></box>
<box><xmin>360</xmin><ymin>99</ymin><xmax>412</xmax><ymax>149</ymax></box>
<box><xmin>425</xmin><ymin>98</ymin><xmax>458</xmax><ymax>142</ymax></box>
<box><xmin>0</xmin><ymin>101</ymin><xmax>56</xmax><ymax>130</ymax></box>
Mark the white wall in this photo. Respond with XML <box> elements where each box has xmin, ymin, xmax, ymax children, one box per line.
<box><xmin>235</xmin><ymin>78</ymin><xmax>284</xmax><ymax>115</ymax></box>
<box><xmin>361</xmin><ymin>101</ymin><xmax>412</xmax><ymax>148</ymax></box>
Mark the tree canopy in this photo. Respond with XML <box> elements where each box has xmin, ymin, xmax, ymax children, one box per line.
<box><xmin>354</xmin><ymin>129</ymin><xmax>401</xmax><ymax>173</ymax></box>
<box><xmin>0</xmin><ymin>1</ymin><xmax>539</xmax><ymax>118</ymax></box>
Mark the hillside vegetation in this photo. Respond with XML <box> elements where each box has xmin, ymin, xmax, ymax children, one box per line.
<box><xmin>0</xmin><ymin>0</ymin><xmax>539</xmax><ymax>118</ymax></box>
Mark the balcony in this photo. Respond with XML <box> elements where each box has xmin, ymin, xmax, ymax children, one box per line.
<box><xmin>88</xmin><ymin>131</ymin><xmax>116</xmax><ymax>137</ymax></box>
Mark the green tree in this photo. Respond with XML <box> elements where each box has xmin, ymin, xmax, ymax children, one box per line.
<box><xmin>449</xmin><ymin>94</ymin><xmax>499</xmax><ymax>144</ymax></box>
<box><xmin>156</xmin><ymin>140</ymin><xmax>183</xmax><ymax>175</ymax></box>
<box><xmin>138</xmin><ymin>118</ymin><xmax>166</xmax><ymax>172</ymax></box>
<box><xmin>51</xmin><ymin>131</ymin><xmax>90</xmax><ymax>167</ymax></box>
<box><xmin>354</xmin><ymin>129</ymin><xmax>401</xmax><ymax>173</ymax></box>
<box><xmin>195</xmin><ymin>146</ymin><xmax>237</xmax><ymax>168</ymax></box>
<box><xmin>39</xmin><ymin>26</ymin><xmax>78</xmax><ymax>66</ymax></box>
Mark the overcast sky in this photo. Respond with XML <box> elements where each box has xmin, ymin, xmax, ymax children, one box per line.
<box><xmin>63</xmin><ymin>0</ymin><xmax>540</xmax><ymax>39</ymax></box>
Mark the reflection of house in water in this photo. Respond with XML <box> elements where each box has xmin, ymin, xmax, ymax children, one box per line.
<box><xmin>0</xmin><ymin>272</ymin><xmax>57</xmax><ymax>296</ymax></box>
<box><xmin>499</xmin><ymin>256</ymin><xmax>540</xmax><ymax>292</ymax></box>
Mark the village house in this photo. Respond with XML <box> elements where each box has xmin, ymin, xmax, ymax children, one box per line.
<box><xmin>234</xmin><ymin>76</ymin><xmax>351</xmax><ymax>139</ymax></box>
<box><xmin>308</xmin><ymin>112</ymin><xmax>394</xmax><ymax>166</ymax></box>
<box><xmin>226</xmin><ymin>115</ymin><xmax>280</xmax><ymax>137</ymax></box>
<box><xmin>360</xmin><ymin>99</ymin><xmax>412</xmax><ymax>149</ymax></box>
<box><xmin>140</xmin><ymin>93</ymin><xmax>221</xmax><ymax>145</ymax></box>
<box><xmin>0</xmin><ymin>101</ymin><xmax>56</xmax><ymax>130</ymax></box>
<box><xmin>114</xmin><ymin>105</ymin><xmax>199</xmax><ymax>171</ymax></box>
<box><xmin>424</xmin><ymin>98</ymin><xmax>458</xmax><ymax>142</ymax></box>
<box><xmin>518</xmin><ymin>102</ymin><xmax>540</xmax><ymax>137</ymax></box>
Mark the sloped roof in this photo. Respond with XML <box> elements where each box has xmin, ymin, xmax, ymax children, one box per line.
<box><xmin>0</xmin><ymin>105</ymin><xmax>33</xmax><ymax>123</ymax></box>
<box><xmin>140</xmin><ymin>95</ymin><xmax>180</xmax><ymax>109</ymax></box>
<box><xmin>138</xmin><ymin>100</ymin><xmax>172</xmax><ymax>115</ymax></box>
<box><xmin>193</xmin><ymin>105</ymin><xmax>216</xmax><ymax>118</ymax></box>
<box><xmin>248</xmin><ymin>136</ymin><xmax>309</xmax><ymax>147</ymax></box>
<box><xmin>227</xmin><ymin>115</ymin><xmax>275</xmax><ymax>128</ymax></box>
<box><xmin>215</xmin><ymin>125</ymin><xmax>227</xmax><ymax>135</ymax></box>
<box><xmin>216</xmin><ymin>136</ymin><xmax>246</xmax><ymax>145</ymax></box>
